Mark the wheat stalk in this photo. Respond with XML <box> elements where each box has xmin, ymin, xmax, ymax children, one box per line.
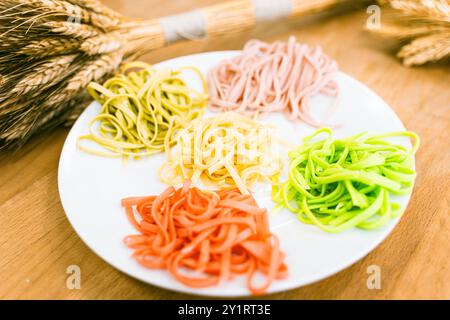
<box><xmin>389</xmin><ymin>0</ymin><xmax>450</xmax><ymax>22</ymax></box>
<box><xmin>0</xmin><ymin>0</ymin><xmax>126</xmax><ymax>150</ymax></box>
<box><xmin>68</xmin><ymin>0</ymin><xmax>122</xmax><ymax>19</ymax></box>
<box><xmin>20</xmin><ymin>0</ymin><xmax>91</xmax><ymax>21</ymax></box>
<box><xmin>371</xmin><ymin>0</ymin><xmax>450</xmax><ymax>65</ymax></box>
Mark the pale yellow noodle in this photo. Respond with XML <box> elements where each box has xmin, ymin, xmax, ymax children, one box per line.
<box><xmin>159</xmin><ymin>112</ymin><xmax>282</xmax><ymax>194</ymax></box>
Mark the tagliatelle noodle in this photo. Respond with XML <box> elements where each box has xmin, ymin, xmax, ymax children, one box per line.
<box><xmin>122</xmin><ymin>180</ymin><xmax>288</xmax><ymax>295</ymax></box>
<box><xmin>208</xmin><ymin>36</ymin><xmax>339</xmax><ymax>126</ymax></box>
<box><xmin>77</xmin><ymin>62</ymin><xmax>208</xmax><ymax>158</ymax></box>
<box><xmin>159</xmin><ymin>112</ymin><xmax>282</xmax><ymax>195</ymax></box>
<box><xmin>272</xmin><ymin>128</ymin><xmax>420</xmax><ymax>233</ymax></box>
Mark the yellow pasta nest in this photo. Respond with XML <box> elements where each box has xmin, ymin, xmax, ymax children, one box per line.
<box><xmin>78</xmin><ymin>62</ymin><xmax>208</xmax><ymax>158</ymax></box>
<box><xmin>160</xmin><ymin>112</ymin><xmax>283</xmax><ymax>194</ymax></box>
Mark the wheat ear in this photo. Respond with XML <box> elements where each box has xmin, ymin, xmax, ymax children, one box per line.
<box><xmin>81</xmin><ymin>32</ymin><xmax>123</xmax><ymax>55</ymax></box>
<box><xmin>19</xmin><ymin>38</ymin><xmax>81</xmax><ymax>57</ymax></box>
<box><xmin>389</xmin><ymin>0</ymin><xmax>450</xmax><ymax>22</ymax></box>
<box><xmin>12</xmin><ymin>55</ymin><xmax>77</xmax><ymax>95</ymax></box>
<box><xmin>67</xmin><ymin>51</ymin><xmax>123</xmax><ymax>91</ymax></box>
<box><xmin>44</xmin><ymin>21</ymin><xmax>100</xmax><ymax>39</ymax></box>
<box><xmin>398</xmin><ymin>32</ymin><xmax>450</xmax><ymax>66</ymax></box>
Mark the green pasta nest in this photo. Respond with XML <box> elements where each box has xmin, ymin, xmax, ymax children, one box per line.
<box><xmin>272</xmin><ymin>128</ymin><xmax>420</xmax><ymax>233</ymax></box>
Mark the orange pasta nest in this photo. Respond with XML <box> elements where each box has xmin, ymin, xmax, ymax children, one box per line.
<box><xmin>122</xmin><ymin>180</ymin><xmax>287</xmax><ymax>295</ymax></box>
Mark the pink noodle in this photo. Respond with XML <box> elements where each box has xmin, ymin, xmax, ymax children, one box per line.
<box><xmin>208</xmin><ymin>37</ymin><xmax>339</xmax><ymax>126</ymax></box>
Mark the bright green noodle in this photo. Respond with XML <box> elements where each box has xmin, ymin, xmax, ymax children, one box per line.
<box><xmin>272</xmin><ymin>128</ymin><xmax>420</xmax><ymax>233</ymax></box>
<box><xmin>77</xmin><ymin>62</ymin><xmax>208</xmax><ymax>158</ymax></box>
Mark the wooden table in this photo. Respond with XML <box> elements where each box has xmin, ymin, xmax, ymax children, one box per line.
<box><xmin>1</xmin><ymin>0</ymin><xmax>449</xmax><ymax>300</ymax></box>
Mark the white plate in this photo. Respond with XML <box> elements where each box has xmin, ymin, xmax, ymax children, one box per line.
<box><xmin>58</xmin><ymin>51</ymin><xmax>414</xmax><ymax>297</ymax></box>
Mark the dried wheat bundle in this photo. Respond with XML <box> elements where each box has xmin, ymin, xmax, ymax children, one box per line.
<box><xmin>0</xmin><ymin>0</ymin><xmax>364</xmax><ymax>151</ymax></box>
<box><xmin>369</xmin><ymin>0</ymin><xmax>450</xmax><ymax>66</ymax></box>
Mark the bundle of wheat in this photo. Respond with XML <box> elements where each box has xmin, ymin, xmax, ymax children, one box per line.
<box><xmin>0</xmin><ymin>0</ymin><xmax>377</xmax><ymax>152</ymax></box>
<box><xmin>369</xmin><ymin>0</ymin><xmax>450</xmax><ymax>66</ymax></box>
<box><xmin>0</xmin><ymin>0</ymin><xmax>164</xmax><ymax>150</ymax></box>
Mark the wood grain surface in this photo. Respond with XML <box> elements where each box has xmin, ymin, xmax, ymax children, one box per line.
<box><xmin>0</xmin><ymin>0</ymin><xmax>449</xmax><ymax>300</ymax></box>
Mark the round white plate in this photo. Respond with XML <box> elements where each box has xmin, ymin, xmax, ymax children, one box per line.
<box><xmin>58</xmin><ymin>51</ymin><xmax>414</xmax><ymax>297</ymax></box>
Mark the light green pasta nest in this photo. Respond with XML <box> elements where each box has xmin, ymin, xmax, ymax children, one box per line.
<box><xmin>272</xmin><ymin>128</ymin><xmax>420</xmax><ymax>233</ymax></box>
<box><xmin>78</xmin><ymin>62</ymin><xmax>208</xmax><ymax>158</ymax></box>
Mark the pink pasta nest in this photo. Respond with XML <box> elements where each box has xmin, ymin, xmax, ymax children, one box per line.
<box><xmin>208</xmin><ymin>36</ymin><xmax>339</xmax><ymax>126</ymax></box>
